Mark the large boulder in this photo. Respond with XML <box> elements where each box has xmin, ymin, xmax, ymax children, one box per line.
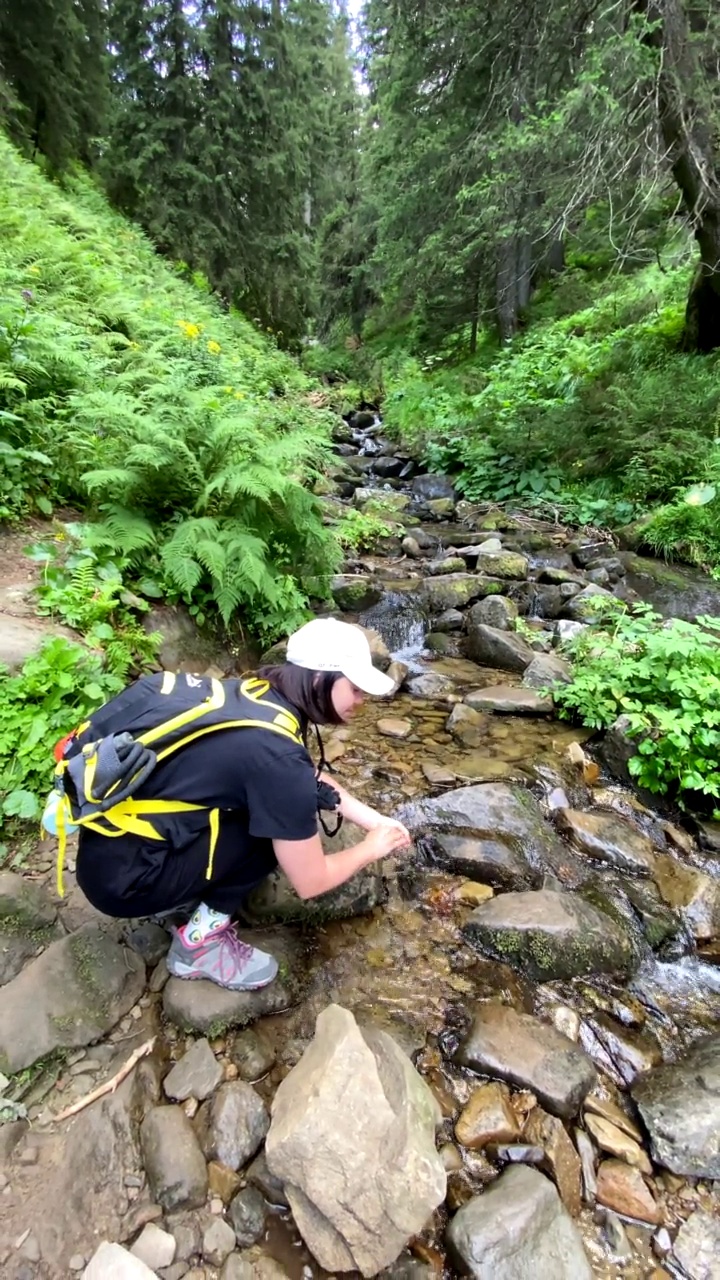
<box><xmin>522</xmin><ymin>653</ymin><xmax>572</xmax><ymax>691</ymax></box>
<box><xmin>556</xmin><ymin>809</ymin><xmax>656</xmax><ymax>875</ymax></box>
<box><xmin>631</xmin><ymin>1033</ymin><xmax>720</xmax><ymax>1177</ymax></box>
<box><xmin>463</xmin><ymin>889</ymin><xmax>638</xmax><ymax>980</ymax></box>
<box><xmin>0</xmin><ymin>924</ymin><xmax>145</xmax><ymax>1072</ymax></box>
<box><xmin>561</xmin><ymin>584</ymin><xmax>616</xmax><ymax>623</ymax></box>
<box><xmin>467</xmin><ymin>595</ymin><xmax>518</xmax><ymax>631</ymax></box>
<box><xmin>473</xmin><ymin>550</ymin><xmax>529</xmax><ymax>580</ymax></box>
<box><xmin>464</xmin><ymin>686</ymin><xmax>552</xmax><ymax>716</ymax></box>
<box><xmin>445</xmin><ymin>1166</ymin><xmax>592</xmax><ymax>1280</ymax></box>
<box><xmin>405</xmin><ymin>784</ymin><xmax>581</xmax><ymax>887</ymax></box>
<box><xmin>465</xmin><ymin>622</ymin><xmax>534</xmax><ymax>673</ymax></box>
<box><xmin>331</xmin><ymin>575</ymin><xmax>383</xmax><ymax>613</ymax></box>
<box><xmin>419</xmin><ymin>574</ymin><xmax>496</xmax><ymax>614</ymax></box>
<box><xmin>425</xmin><ymin>831</ymin><xmax>535</xmax><ymax>891</ymax></box>
<box><xmin>83</xmin><ymin>1242</ymin><xmax>159</xmax><ymax>1279</ymax></box>
<box><xmin>456</xmin><ymin>1003</ymin><xmax>596</xmax><ymax>1119</ymax></box>
<box><xmin>412</xmin><ymin>474</ymin><xmax>456</xmax><ymax>502</ymax></box>
<box><xmin>0</xmin><ymin>869</ymin><xmax>62</xmax><ymax>985</ymax></box>
<box><xmin>652</xmin><ymin>854</ymin><xmax>720</xmax><ymax>941</ymax></box>
<box><xmin>265</xmin><ymin>1004</ymin><xmax>446</xmax><ymax>1277</ymax></box>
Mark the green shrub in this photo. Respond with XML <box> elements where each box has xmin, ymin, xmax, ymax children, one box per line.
<box><xmin>554</xmin><ymin>604</ymin><xmax>720</xmax><ymax>805</ymax></box>
<box><xmin>335</xmin><ymin>507</ymin><xmax>396</xmax><ymax>552</ymax></box>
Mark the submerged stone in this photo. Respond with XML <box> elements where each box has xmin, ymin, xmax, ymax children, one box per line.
<box><xmin>462</xmin><ymin>889</ymin><xmax>637</xmax><ymax>981</ymax></box>
<box><xmin>465</xmin><ymin>686</ymin><xmax>552</xmax><ymax>715</ymax></box>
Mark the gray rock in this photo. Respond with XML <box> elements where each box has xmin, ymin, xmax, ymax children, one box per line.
<box><xmin>425</xmin><ymin>832</ymin><xmax>535</xmax><ymax>891</ymax></box>
<box><xmin>130</xmin><ymin>1224</ymin><xmax>176</xmax><ymax>1271</ymax></box>
<box><xmin>631</xmin><ymin>1033</ymin><xmax>720</xmax><ymax>1177</ymax></box>
<box><xmin>401</xmin><ymin>535</ymin><xmax>422</xmax><ymax>559</ymax></box>
<box><xmin>140</xmin><ymin>1106</ymin><xmax>208</xmax><ymax>1212</ymax></box>
<box><xmin>446</xmin><ymin>1165</ymin><xmax>591</xmax><ymax>1279</ymax></box>
<box><xmin>163</xmin><ymin>1038</ymin><xmax>224</xmax><ymax>1102</ymax></box>
<box><xmin>446</xmin><ymin>703</ymin><xmax>488</xmax><ymax>747</ymax></box>
<box><xmin>465</xmin><ymin>623</ymin><xmax>534</xmax><ymax>673</ymax></box>
<box><xmin>163</xmin><ymin>928</ymin><xmax>304</xmax><ymax>1034</ymax></box>
<box><xmin>331</xmin><ymin>575</ymin><xmax>383</xmax><ymax>613</ymax></box>
<box><xmin>537</xmin><ymin>567</ymin><xmax>586</xmax><ymax>586</ymax></box>
<box><xmin>586</xmin><ymin>1012</ymin><xmax>662</xmax><ymax>1088</ymax></box>
<box><xmin>265</xmin><ymin>1004</ymin><xmax>446</xmax><ymax>1277</ymax></box>
<box><xmin>373</xmin><ymin>456</ymin><xmax>405</xmax><ymax>478</ymax></box>
<box><xmin>562</xmin><ymin>584</ymin><xmax>615</xmax><ymax>622</ymax></box>
<box><xmin>474</xmin><ymin>551</ymin><xmax>529</xmax><ymax>580</ymax></box>
<box><xmin>202</xmin><ymin>1217</ymin><xmax>237</xmax><ymax>1267</ymax></box>
<box><xmin>600</xmin><ymin>714</ymin><xmax>637</xmax><ymax>785</ymax></box>
<box><xmin>586</xmin><ymin>555</ymin><xmax>626</xmax><ymax>581</ymax></box>
<box><xmin>229</xmin><ymin>1028</ymin><xmax>276</xmax><ymax>1082</ymax></box>
<box><xmin>467</xmin><ymin>595</ymin><xmax>518</xmax><ymax>631</ymax></box>
<box><xmin>0</xmin><ymin>870</ymin><xmax>60</xmax><ymax>986</ymax></box>
<box><xmin>556</xmin><ymin>809</ymin><xmax>655</xmax><ymax>875</ymax></box>
<box><xmin>244</xmin><ymin>826</ymin><xmax>386</xmax><ymax>925</ymax></box>
<box><xmin>522</xmin><ymin>653</ymin><xmax>572</xmax><ymax>691</ymax></box>
<box><xmin>652</xmin><ymin>854</ymin><xmax>720</xmax><ymax>941</ymax></box>
<box><xmin>125</xmin><ymin>923</ymin><xmax>171</xmax><ymax>966</ymax></box>
<box><xmin>553</xmin><ymin>620</ymin><xmax>587</xmax><ymax>647</ymax></box>
<box><xmin>586</xmin><ymin>567</ymin><xmax>610</xmax><ymax>587</ymax></box>
<box><xmin>405</xmin><ymin>784</ymin><xmax>580</xmax><ymax>888</ymax></box>
<box><xmin>569</xmin><ymin>539</ymin><xmax>612</xmax><ymax>568</ymax></box>
<box><xmin>228</xmin><ymin>1185</ymin><xmax>267</xmax><ymax>1247</ymax></box>
<box><xmin>0</xmin><ymin>612</ymin><xmax>79</xmax><ymax>673</ymax></box>
<box><xmin>456</xmin><ymin>1003</ymin><xmax>596</xmax><ymax>1120</ymax></box>
<box><xmin>427</xmin><ymin>556</ymin><xmax>467</xmax><ymax>575</ymax></box>
<box><xmin>412</xmin><ymin>473</ymin><xmax>456</xmax><ymax>502</ymax></box>
<box><xmin>246</xmin><ymin>1149</ymin><xmax>290</xmax><ymax>1207</ymax></box>
<box><xmin>434</xmin><ymin>608</ymin><xmax>464</xmax><ymax>632</ymax></box>
<box><xmin>83</xmin><ymin>1242</ymin><xmax>159</xmax><ymax>1279</ymax></box>
<box><xmin>0</xmin><ymin>924</ymin><xmax>145</xmax><ymax>1073</ymax></box>
<box><xmin>195</xmin><ymin>1081</ymin><xmax>269</xmax><ymax>1171</ymax></box>
<box><xmin>465</xmin><ymin>686</ymin><xmax>552</xmax><ymax>716</ymax></box>
<box><xmin>418</xmin><ymin>573</ymin><xmax>493</xmax><ymax>613</ymax></box>
<box><xmin>406</xmin><ymin>672</ymin><xmax>456</xmax><ymax>699</ymax></box>
<box><xmin>463</xmin><ymin>889</ymin><xmax>637</xmax><ymax>981</ymax></box>
<box><xmin>672</xmin><ymin>1209</ymin><xmax>720</xmax><ymax>1280</ymax></box>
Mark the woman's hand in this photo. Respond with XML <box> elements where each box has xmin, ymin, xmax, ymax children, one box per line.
<box><xmin>361</xmin><ymin>822</ymin><xmax>412</xmax><ymax>862</ymax></box>
<box><xmin>366</xmin><ymin>813</ymin><xmax>412</xmax><ymax>841</ymax></box>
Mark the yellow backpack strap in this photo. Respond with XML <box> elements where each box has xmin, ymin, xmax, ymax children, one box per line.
<box><xmin>207</xmin><ymin>808</ymin><xmax>220</xmax><ymax>880</ymax></box>
<box><xmin>239</xmin><ymin>678</ymin><xmax>302</xmax><ymax>743</ymax></box>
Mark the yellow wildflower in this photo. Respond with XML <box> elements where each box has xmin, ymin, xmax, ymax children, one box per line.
<box><xmin>207</xmin><ymin>340</ymin><xmax>221</xmax><ymax>355</ymax></box>
<box><xmin>234</xmin><ymin>391</ymin><xmax>246</xmax><ymax>400</ymax></box>
<box><xmin>223</xmin><ymin>385</ymin><xmax>234</xmax><ymax>394</ymax></box>
<box><xmin>28</xmin><ymin>264</ymin><xmax>40</xmax><ymax>275</ymax></box>
<box><xmin>177</xmin><ymin>320</ymin><xmax>201</xmax><ymax>339</ymax></box>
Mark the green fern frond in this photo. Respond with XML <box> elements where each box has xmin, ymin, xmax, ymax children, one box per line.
<box><xmin>85</xmin><ymin>506</ymin><xmax>158</xmax><ymax>553</ymax></box>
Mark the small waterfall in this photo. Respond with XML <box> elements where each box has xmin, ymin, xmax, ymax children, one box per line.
<box><xmin>360</xmin><ymin>590</ymin><xmax>427</xmax><ymax>665</ymax></box>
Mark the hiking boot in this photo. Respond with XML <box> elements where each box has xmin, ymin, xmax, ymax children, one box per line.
<box><xmin>167</xmin><ymin>923</ymin><xmax>278</xmax><ymax>991</ymax></box>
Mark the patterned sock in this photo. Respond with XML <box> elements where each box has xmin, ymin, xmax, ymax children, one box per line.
<box><xmin>180</xmin><ymin>903</ymin><xmax>230</xmax><ymax>945</ymax></box>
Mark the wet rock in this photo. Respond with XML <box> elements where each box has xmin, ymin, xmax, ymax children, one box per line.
<box><xmin>473</xmin><ymin>550</ymin><xmax>528</xmax><ymax>580</ymax></box>
<box><xmin>0</xmin><ymin>924</ymin><xmax>145</xmax><ymax>1073</ymax></box>
<box><xmin>246</xmin><ymin>1148</ymin><xmax>290</xmax><ymax>1207</ymax></box>
<box><xmin>586</xmin><ymin>1012</ymin><xmax>662</xmax><ymax>1087</ymax></box>
<box><xmin>623</xmin><ymin>879</ymin><xmax>684</xmax><ymax>952</ymax></box>
<box><xmin>421</xmin><ymin>762</ymin><xmax>458</xmax><ymax>787</ymax></box>
<box><xmin>455</xmin><ymin>1082</ymin><xmax>520</xmax><ymax>1149</ymax></box>
<box><xmin>427</xmin><ymin>556</ymin><xmax>466</xmax><ymax>575</ymax></box>
<box><xmin>195</xmin><ymin>1081</ymin><xmax>269</xmax><ymax>1171</ymax></box>
<box><xmin>125</xmin><ymin>922</ymin><xmax>171</xmax><ymax>966</ymax></box>
<box><xmin>228</xmin><ymin>1185</ymin><xmax>267</xmax><ymax>1247</ymax></box>
<box><xmin>0</xmin><ymin>870</ymin><xmax>60</xmax><ymax>985</ymax></box>
<box><xmin>599</xmin><ymin>714</ymin><xmax>637</xmax><ymax>785</ymax></box>
<box><xmin>245</xmin><ymin>846</ymin><xmax>385</xmax><ymax>925</ymax></box>
<box><xmin>445</xmin><ymin>1165</ymin><xmax>591</xmax><ymax>1280</ymax></box>
<box><xmin>354</xmin><ymin>488</ymin><xmax>409</xmax><ymax>513</ymax></box>
<box><xmin>446</xmin><ymin>704</ymin><xmax>488</xmax><ymax>748</ymax></box>
<box><xmin>595</xmin><ymin>1159</ymin><xmax>661</xmax><ymax>1224</ymax></box>
<box><xmin>522</xmin><ymin>653</ymin><xmax>572</xmax><ymax>691</ymax></box>
<box><xmin>228</xmin><ymin>1028</ymin><xmax>276</xmax><ymax>1082</ymax></box>
<box><xmin>373</xmin><ymin>456</ymin><xmax>405</xmax><ymax>478</ymax></box>
<box><xmin>562</xmin><ymin>584</ymin><xmax>616</xmax><ymax>622</ymax></box>
<box><xmin>83</xmin><ymin>1242</ymin><xmax>159</xmax><ymax>1278</ymax></box>
<box><xmin>584</xmin><ymin>1113</ymin><xmax>651</xmax><ymax>1173</ymax></box>
<box><xmin>463</xmin><ymin>889</ymin><xmax>637</xmax><ymax>981</ymax></box>
<box><xmin>569</xmin><ymin>539</ymin><xmax>612</xmax><ymax>569</ymax></box>
<box><xmin>465</xmin><ymin>622</ymin><xmax>534</xmax><ymax>673</ymax></box>
<box><xmin>524</xmin><ymin>1106</ymin><xmax>582</xmax><ymax>1217</ymax></box>
<box><xmin>406</xmin><ymin>672</ymin><xmax>456</xmax><ymax>699</ymax></box>
<box><xmin>584</xmin><ymin>1094</ymin><xmax>643</xmax><ymax>1140</ymax></box>
<box><xmin>467</xmin><ymin>595</ymin><xmax>518</xmax><ymax>631</ymax></box>
<box><xmin>538</xmin><ymin>567</ymin><xmax>586</xmax><ymax>586</ymax></box>
<box><xmin>207</xmin><ymin>1160</ymin><xmax>242</xmax><ymax>1203</ymax></box>
<box><xmin>434</xmin><ymin>608</ymin><xmax>464</xmax><ymax>632</ymax></box>
<box><xmin>554</xmin><ymin>620</ymin><xmax>587</xmax><ymax>647</ymax></box>
<box><xmin>140</xmin><ymin>1106</ymin><xmax>208</xmax><ymax>1212</ymax></box>
<box><xmin>377</xmin><ymin>717</ymin><xmax>414</xmax><ymax>740</ymax></box>
<box><xmin>425</xmin><ymin>497</ymin><xmax>456</xmax><ymax>519</ymax></box>
<box><xmin>631</xmin><ymin>1033</ymin><xmax>720</xmax><ymax>1177</ymax></box>
<box><xmin>575</xmin><ymin>1128</ymin><xmax>597</xmax><ymax>1204</ymax></box>
<box><xmin>130</xmin><ymin>1224</ymin><xmax>176</xmax><ymax>1271</ymax></box>
<box><xmin>456</xmin><ymin>1003</ymin><xmax>596</xmax><ymax>1119</ymax></box>
<box><xmin>265</xmin><ymin>1004</ymin><xmax>446</xmax><ymax>1277</ymax></box>
<box><xmin>586</xmin><ymin>555</ymin><xmax>626</xmax><ymax>581</ymax></box>
<box><xmin>412</xmin><ymin>474</ymin><xmax>456</xmax><ymax>502</ymax></box>
<box><xmin>202</xmin><ymin>1218</ymin><xmax>236</xmax><ymax>1267</ymax></box>
<box><xmin>163</xmin><ymin>1038</ymin><xmax>223</xmax><ymax>1102</ymax></box>
<box><xmin>465</xmin><ymin>685</ymin><xmax>552</xmax><ymax>715</ymax></box>
<box><xmin>586</xmin><ymin>566</ymin><xmax>610</xmax><ymax>587</ymax></box>
<box><xmin>556</xmin><ymin>809</ymin><xmax>655</xmax><ymax>875</ymax></box>
<box><xmin>408</xmin><ymin>783</ymin><xmax>577</xmax><ymax>886</ymax></box>
<box><xmin>672</xmin><ymin>1209</ymin><xmax>720</xmax><ymax>1280</ymax></box>
<box><xmin>331</xmin><ymin>575</ymin><xmax>383</xmax><ymax>612</ymax></box>
<box><xmin>424</xmin><ymin>631</ymin><xmax>459</xmax><ymax>655</ymax></box>
<box><xmin>652</xmin><ymin>855</ymin><xmax>720</xmax><ymax>941</ymax></box>
<box><xmin>419</xmin><ymin>574</ymin><xmax>493</xmax><ymax>613</ymax></box>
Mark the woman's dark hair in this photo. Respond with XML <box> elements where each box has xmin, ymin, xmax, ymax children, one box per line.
<box><xmin>256</xmin><ymin>665</ymin><xmax>344</xmax><ymax>728</ymax></box>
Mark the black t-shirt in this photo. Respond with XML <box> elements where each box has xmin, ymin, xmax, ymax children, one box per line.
<box><xmin>75</xmin><ymin>691</ymin><xmax>320</xmax><ymax>910</ymax></box>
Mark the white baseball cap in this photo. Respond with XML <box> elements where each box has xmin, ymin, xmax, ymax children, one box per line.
<box><xmin>286</xmin><ymin>618</ymin><xmax>395</xmax><ymax>696</ymax></box>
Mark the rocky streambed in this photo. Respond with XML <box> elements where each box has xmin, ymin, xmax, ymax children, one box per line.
<box><xmin>1</xmin><ymin>414</ymin><xmax>720</xmax><ymax>1280</ymax></box>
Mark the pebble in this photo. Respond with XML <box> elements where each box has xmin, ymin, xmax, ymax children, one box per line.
<box><xmin>552</xmin><ymin>1005</ymin><xmax>581</xmax><ymax>1042</ymax></box>
<box><xmin>653</xmin><ymin>1227</ymin><xmax>672</xmax><ymax>1256</ymax></box>
<box><xmin>124</xmin><ymin>1174</ymin><xmax>144</xmax><ymax>1188</ymax></box>
<box><xmin>18</xmin><ymin>1146</ymin><xmax>38</xmax><ymax>1165</ymax></box>
<box><xmin>202</xmin><ymin>1217</ymin><xmax>236</xmax><ymax>1266</ymax></box>
<box><xmin>455</xmin><ymin>1081</ymin><xmax>520</xmax><ymax>1149</ymax></box>
<box><xmin>210</xmin><ymin>1197</ymin><xmax>224</xmax><ymax>1214</ymax></box>
<box><xmin>130</xmin><ymin>1222</ymin><xmax>177</xmax><ymax>1271</ymax></box>
<box><xmin>68</xmin><ymin>1256</ymin><xmax>85</xmax><ymax>1272</ymax></box>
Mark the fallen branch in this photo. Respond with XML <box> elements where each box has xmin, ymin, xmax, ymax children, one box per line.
<box><xmin>53</xmin><ymin>1036</ymin><xmax>156</xmax><ymax>1122</ymax></box>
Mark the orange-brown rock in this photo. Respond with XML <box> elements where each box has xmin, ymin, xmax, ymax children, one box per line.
<box><xmin>455</xmin><ymin>1081</ymin><xmax>520</xmax><ymax>1149</ymax></box>
<box><xmin>596</xmin><ymin>1159</ymin><xmax>661</xmax><ymax>1224</ymax></box>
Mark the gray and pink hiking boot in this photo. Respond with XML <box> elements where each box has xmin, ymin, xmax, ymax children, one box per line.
<box><xmin>167</xmin><ymin>923</ymin><xmax>278</xmax><ymax>990</ymax></box>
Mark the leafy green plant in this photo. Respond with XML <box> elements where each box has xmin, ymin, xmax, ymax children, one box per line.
<box><xmin>0</xmin><ymin>638</ymin><xmax>126</xmax><ymax>839</ymax></box>
<box><xmin>554</xmin><ymin>604</ymin><xmax>720</xmax><ymax>804</ymax></box>
<box><xmin>335</xmin><ymin>507</ymin><xmax>396</xmax><ymax>552</ymax></box>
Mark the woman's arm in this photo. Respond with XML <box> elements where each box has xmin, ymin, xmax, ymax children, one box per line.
<box><xmin>318</xmin><ymin>771</ymin><xmax>410</xmax><ymax>837</ymax></box>
<box><xmin>273</xmin><ymin>822</ymin><xmax>410</xmax><ymax>900</ymax></box>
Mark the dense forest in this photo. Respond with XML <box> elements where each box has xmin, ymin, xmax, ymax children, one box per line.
<box><xmin>3</xmin><ymin>0</ymin><xmax>720</xmax><ymax>587</ymax></box>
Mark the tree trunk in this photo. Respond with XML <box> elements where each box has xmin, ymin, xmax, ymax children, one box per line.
<box><xmin>636</xmin><ymin>0</ymin><xmax>720</xmax><ymax>351</ymax></box>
